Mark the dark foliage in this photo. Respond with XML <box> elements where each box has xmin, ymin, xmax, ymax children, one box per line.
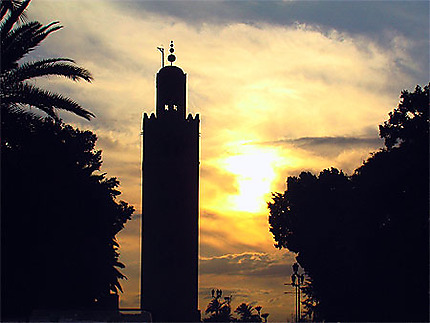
<box><xmin>203</xmin><ymin>289</ymin><xmax>268</xmax><ymax>322</ymax></box>
<box><xmin>204</xmin><ymin>289</ymin><xmax>234</xmax><ymax>322</ymax></box>
<box><xmin>1</xmin><ymin>108</ymin><xmax>134</xmax><ymax>320</ymax></box>
<box><xmin>268</xmin><ymin>84</ymin><xmax>429</xmax><ymax>322</ymax></box>
<box><xmin>379</xmin><ymin>84</ymin><xmax>429</xmax><ymax>150</ymax></box>
<box><xmin>235</xmin><ymin>303</ymin><xmax>262</xmax><ymax>322</ymax></box>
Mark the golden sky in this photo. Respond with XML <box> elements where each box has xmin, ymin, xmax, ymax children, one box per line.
<box><xmin>28</xmin><ymin>1</ymin><xmax>428</xmax><ymax>320</ymax></box>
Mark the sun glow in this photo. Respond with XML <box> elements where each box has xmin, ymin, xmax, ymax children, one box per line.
<box><xmin>219</xmin><ymin>143</ymin><xmax>282</xmax><ymax>214</ymax></box>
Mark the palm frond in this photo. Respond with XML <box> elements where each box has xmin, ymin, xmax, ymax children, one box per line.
<box><xmin>2</xmin><ymin>21</ymin><xmax>63</xmax><ymax>71</ymax></box>
<box><xmin>113</xmin><ymin>280</ymin><xmax>124</xmax><ymax>293</ymax></box>
<box><xmin>36</xmin><ymin>20</ymin><xmax>61</xmax><ymax>35</ymax></box>
<box><xmin>110</xmin><ymin>267</ymin><xmax>126</xmax><ymax>293</ymax></box>
<box><xmin>2</xmin><ymin>19</ymin><xmax>39</xmax><ymax>46</ymax></box>
<box><xmin>0</xmin><ymin>0</ymin><xmax>28</xmax><ymax>21</ymax></box>
<box><xmin>1</xmin><ymin>82</ymin><xmax>95</xmax><ymax>120</ymax></box>
<box><xmin>5</xmin><ymin>59</ymin><xmax>93</xmax><ymax>82</ymax></box>
<box><xmin>1</xmin><ymin>101</ymin><xmax>45</xmax><ymax>123</ymax></box>
<box><xmin>0</xmin><ymin>1</ymin><xmax>94</xmax><ymax>121</ymax></box>
<box><xmin>1</xmin><ymin>21</ymin><xmax>42</xmax><ymax>71</ymax></box>
<box><xmin>1</xmin><ymin>96</ymin><xmax>58</xmax><ymax>120</ymax></box>
<box><xmin>114</xmin><ymin>260</ymin><xmax>125</xmax><ymax>269</ymax></box>
<box><xmin>0</xmin><ymin>1</ymin><xmax>12</xmax><ymax>20</ymax></box>
<box><xmin>28</xmin><ymin>57</ymin><xmax>75</xmax><ymax>65</ymax></box>
<box><xmin>0</xmin><ymin>0</ymin><xmax>30</xmax><ymax>36</ymax></box>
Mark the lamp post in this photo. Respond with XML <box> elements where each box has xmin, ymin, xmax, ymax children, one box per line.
<box><xmin>286</xmin><ymin>262</ymin><xmax>305</xmax><ymax>322</ymax></box>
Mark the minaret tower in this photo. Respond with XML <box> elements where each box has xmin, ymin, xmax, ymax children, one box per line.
<box><xmin>141</xmin><ymin>41</ymin><xmax>200</xmax><ymax>322</ymax></box>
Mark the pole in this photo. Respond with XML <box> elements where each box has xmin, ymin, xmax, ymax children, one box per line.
<box><xmin>298</xmin><ymin>282</ymin><xmax>300</xmax><ymax>321</ymax></box>
<box><xmin>296</xmin><ymin>285</ymin><xmax>299</xmax><ymax>322</ymax></box>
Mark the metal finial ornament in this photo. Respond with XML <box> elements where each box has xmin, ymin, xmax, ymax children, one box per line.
<box><xmin>167</xmin><ymin>40</ymin><xmax>176</xmax><ymax>65</ymax></box>
<box><xmin>157</xmin><ymin>46</ymin><xmax>165</xmax><ymax>68</ymax></box>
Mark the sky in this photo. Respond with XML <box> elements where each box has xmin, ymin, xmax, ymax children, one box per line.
<box><xmin>28</xmin><ymin>1</ymin><xmax>429</xmax><ymax>321</ymax></box>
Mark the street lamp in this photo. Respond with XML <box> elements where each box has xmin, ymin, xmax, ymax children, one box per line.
<box><xmin>285</xmin><ymin>262</ymin><xmax>305</xmax><ymax>322</ymax></box>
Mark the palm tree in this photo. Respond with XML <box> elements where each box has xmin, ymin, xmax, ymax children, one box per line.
<box><xmin>0</xmin><ymin>0</ymin><xmax>94</xmax><ymax>121</ymax></box>
<box><xmin>235</xmin><ymin>303</ymin><xmax>254</xmax><ymax>322</ymax></box>
<box><xmin>235</xmin><ymin>303</ymin><xmax>263</xmax><ymax>322</ymax></box>
<box><xmin>204</xmin><ymin>289</ymin><xmax>234</xmax><ymax>322</ymax></box>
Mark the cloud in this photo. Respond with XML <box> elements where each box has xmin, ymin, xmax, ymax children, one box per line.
<box><xmin>201</xmin><ymin>164</ymin><xmax>239</xmax><ymax>209</ymax></box>
<box><xmin>116</xmin><ymin>1</ymin><xmax>427</xmax><ymax>39</ymax></box>
<box><xmin>115</xmin><ymin>1</ymin><xmax>428</xmax><ymax>83</ymax></box>
<box><xmin>199</xmin><ymin>224</ymin><xmax>268</xmax><ymax>258</ymax></box>
<box><xmin>199</xmin><ymin>251</ymin><xmax>297</xmax><ymax>321</ymax></box>
<box><xmin>200</xmin><ymin>252</ymin><xmax>293</xmax><ymax>277</ymax></box>
<box><xmin>262</xmin><ymin>135</ymin><xmax>384</xmax><ymax>157</ymax></box>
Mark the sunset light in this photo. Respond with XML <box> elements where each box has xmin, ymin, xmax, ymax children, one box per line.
<box><xmin>221</xmin><ymin>144</ymin><xmax>285</xmax><ymax>213</ymax></box>
<box><xmin>4</xmin><ymin>1</ymin><xmax>428</xmax><ymax>321</ymax></box>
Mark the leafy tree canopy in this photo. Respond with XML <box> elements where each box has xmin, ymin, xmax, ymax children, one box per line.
<box><xmin>1</xmin><ymin>108</ymin><xmax>134</xmax><ymax>319</ymax></box>
<box><xmin>268</xmin><ymin>84</ymin><xmax>429</xmax><ymax>322</ymax></box>
<box><xmin>1</xmin><ymin>1</ymin><xmax>132</xmax><ymax>321</ymax></box>
<box><xmin>379</xmin><ymin>84</ymin><xmax>429</xmax><ymax>150</ymax></box>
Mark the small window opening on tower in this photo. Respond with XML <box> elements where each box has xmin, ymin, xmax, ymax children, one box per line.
<box><xmin>165</xmin><ymin>104</ymin><xmax>179</xmax><ymax>112</ymax></box>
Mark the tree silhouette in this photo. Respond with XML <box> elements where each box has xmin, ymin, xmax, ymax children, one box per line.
<box><xmin>1</xmin><ymin>108</ymin><xmax>134</xmax><ymax>320</ymax></box>
<box><xmin>379</xmin><ymin>84</ymin><xmax>428</xmax><ymax>150</ymax></box>
<box><xmin>0</xmin><ymin>0</ymin><xmax>94</xmax><ymax>120</ymax></box>
<box><xmin>268</xmin><ymin>84</ymin><xmax>429</xmax><ymax>322</ymax></box>
<box><xmin>204</xmin><ymin>289</ymin><xmax>234</xmax><ymax>322</ymax></box>
<box><xmin>203</xmin><ymin>289</ymin><xmax>267</xmax><ymax>322</ymax></box>
<box><xmin>269</xmin><ymin>168</ymin><xmax>357</xmax><ymax>321</ymax></box>
<box><xmin>235</xmin><ymin>303</ymin><xmax>262</xmax><ymax>322</ymax></box>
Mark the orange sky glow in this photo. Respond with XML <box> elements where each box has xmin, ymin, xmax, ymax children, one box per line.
<box><xmin>28</xmin><ymin>1</ymin><xmax>428</xmax><ymax>320</ymax></box>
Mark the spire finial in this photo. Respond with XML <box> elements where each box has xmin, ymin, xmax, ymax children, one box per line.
<box><xmin>167</xmin><ymin>40</ymin><xmax>176</xmax><ymax>65</ymax></box>
<box><xmin>157</xmin><ymin>46</ymin><xmax>165</xmax><ymax>68</ymax></box>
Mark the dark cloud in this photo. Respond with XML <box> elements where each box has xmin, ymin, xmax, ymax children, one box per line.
<box><xmin>115</xmin><ymin>1</ymin><xmax>427</xmax><ymax>39</ymax></box>
<box><xmin>200</xmin><ymin>252</ymin><xmax>292</xmax><ymax>277</ymax></box>
<box><xmin>262</xmin><ymin>135</ymin><xmax>383</xmax><ymax>158</ymax></box>
<box><xmin>115</xmin><ymin>1</ymin><xmax>428</xmax><ymax>84</ymax></box>
<box><xmin>275</xmin><ymin>136</ymin><xmax>382</xmax><ymax>148</ymax></box>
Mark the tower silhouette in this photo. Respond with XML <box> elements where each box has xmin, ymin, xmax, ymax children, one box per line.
<box><xmin>141</xmin><ymin>42</ymin><xmax>200</xmax><ymax>322</ymax></box>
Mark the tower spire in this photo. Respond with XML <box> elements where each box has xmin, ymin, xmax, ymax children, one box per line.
<box><xmin>167</xmin><ymin>40</ymin><xmax>176</xmax><ymax>65</ymax></box>
<box><xmin>142</xmin><ymin>47</ymin><xmax>200</xmax><ymax>322</ymax></box>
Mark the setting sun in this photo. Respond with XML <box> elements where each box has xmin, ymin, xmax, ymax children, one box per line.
<box><xmin>220</xmin><ymin>143</ymin><xmax>281</xmax><ymax>213</ymax></box>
